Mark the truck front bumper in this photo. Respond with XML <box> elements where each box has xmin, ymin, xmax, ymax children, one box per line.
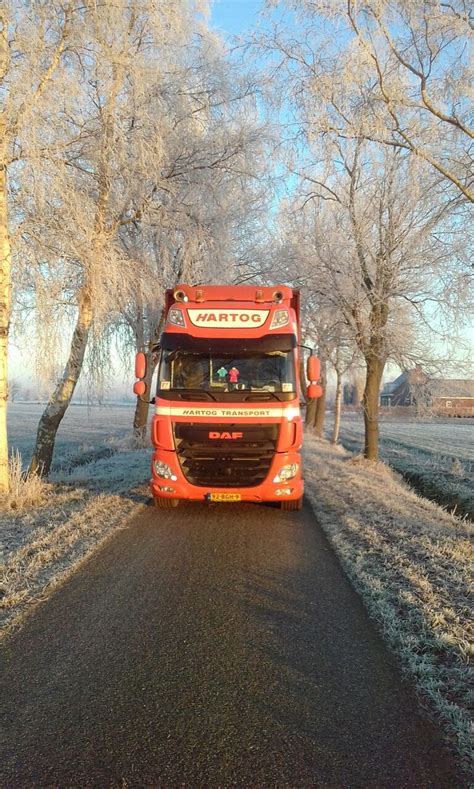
<box><xmin>150</xmin><ymin>449</ymin><xmax>303</xmax><ymax>503</ymax></box>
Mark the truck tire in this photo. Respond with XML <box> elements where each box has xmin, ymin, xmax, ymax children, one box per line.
<box><xmin>280</xmin><ymin>497</ymin><xmax>303</xmax><ymax>511</ymax></box>
<box><xmin>153</xmin><ymin>496</ymin><xmax>179</xmax><ymax>508</ymax></box>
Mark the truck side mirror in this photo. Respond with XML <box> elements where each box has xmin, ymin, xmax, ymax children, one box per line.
<box><xmin>307</xmin><ymin>383</ymin><xmax>323</xmax><ymax>399</ymax></box>
<box><xmin>307</xmin><ymin>355</ymin><xmax>320</xmax><ymax>382</ymax></box>
<box><xmin>135</xmin><ymin>352</ymin><xmax>147</xmax><ymax>380</ymax></box>
<box><xmin>133</xmin><ymin>380</ymin><xmax>147</xmax><ymax>396</ymax></box>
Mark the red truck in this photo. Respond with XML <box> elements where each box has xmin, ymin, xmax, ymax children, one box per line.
<box><xmin>133</xmin><ymin>285</ymin><xmax>322</xmax><ymax>509</ymax></box>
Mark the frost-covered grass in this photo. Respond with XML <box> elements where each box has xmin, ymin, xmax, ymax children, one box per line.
<box><xmin>4</xmin><ymin>451</ymin><xmax>49</xmax><ymax>512</ymax></box>
<box><xmin>1</xmin><ymin>403</ymin><xmax>152</xmax><ymax>637</ymax></box>
<box><xmin>0</xmin><ymin>457</ymin><xmax>150</xmax><ymax>636</ymax></box>
<box><xmin>303</xmin><ymin>436</ymin><xmax>473</xmax><ymax>775</ymax></box>
<box><xmin>335</xmin><ymin>413</ymin><xmax>474</xmax><ymax>519</ymax></box>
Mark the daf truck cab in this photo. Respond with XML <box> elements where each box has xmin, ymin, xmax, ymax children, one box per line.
<box><xmin>133</xmin><ymin>285</ymin><xmax>322</xmax><ymax>509</ymax></box>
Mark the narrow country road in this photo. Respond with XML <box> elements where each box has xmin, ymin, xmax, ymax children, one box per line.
<box><xmin>0</xmin><ymin>501</ymin><xmax>461</xmax><ymax>787</ymax></box>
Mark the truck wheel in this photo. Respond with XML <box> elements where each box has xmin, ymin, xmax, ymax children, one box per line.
<box><xmin>280</xmin><ymin>497</ymin><xmax>303</xmax><ymax>511</ymax></box>
<box><xmin>153</xmin><ymin>496</ymin><xmax>179</xmax><ymax>508</ymax></box>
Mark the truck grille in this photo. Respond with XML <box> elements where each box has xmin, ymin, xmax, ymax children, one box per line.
<box><xmin>173</xmin><ymin>424</ymin><xmax>278</xmax><ymax>488</ymax></box>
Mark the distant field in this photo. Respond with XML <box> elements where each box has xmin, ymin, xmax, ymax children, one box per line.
<box><xmin>7</xmin><ymin>403</ymin><xmax>137</xmax><ymax>469</ymax></box>
<box><xmin>335</xmin><ymin>413</ymin><xmax>474</xmax><ymax>518</ymax></box>
<box><xmin>338</xmin><ymin>414</ymin><xmax>474</xmax><ymax>463</ymax></box>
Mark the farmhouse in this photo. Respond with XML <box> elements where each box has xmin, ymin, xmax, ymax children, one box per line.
<box><xmin>380</xmin><ymin>368</ymin><xmax>474</xmax><ymax>416</ymax></box>
<box><xmin>380</xmin><ymin>365</ymin><xmax>428</xmax><ymax>407</ymax></box>
<box><xmin>428</xmin><ymin>379</ymin><xmax>474</xmax><ymax>417</ymax></box>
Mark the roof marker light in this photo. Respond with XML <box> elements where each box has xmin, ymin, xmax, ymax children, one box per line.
<box><xmin>270</xmin><ymin>309</ymin><xmax>289</xmax><ymax>330</ymax></box>
<box><xmin>168</xmin><ymin>307</ymin><xmax>186</xmax><ymax>327</ymax></box>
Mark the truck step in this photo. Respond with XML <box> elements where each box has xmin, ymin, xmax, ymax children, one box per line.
<box><xmin>153</xmin><ymin>497</ymin><xmax>179</xmax><ymax>509</ymax></box>
<box><xmin>280</xmin><ymin>497</ymin><xmax>303</xmax><ymax>511</ymax></box>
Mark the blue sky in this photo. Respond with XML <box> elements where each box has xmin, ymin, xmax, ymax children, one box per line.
<box><xmin>211</xmin><ymin>0</ymin><xmax>263</xmax><ymax>35</ymax></box>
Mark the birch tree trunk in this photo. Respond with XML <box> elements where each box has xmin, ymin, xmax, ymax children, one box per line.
<box><xmin>305</xmin><ymin>398</ymin><xmax>317</xmax><ymax>426</ymax></box>
<box><xmin>28</xmin><ymin>52</ymin><xmax>124</xmax><ymax>476</ymax></box>
<box><xmin>331</xmin><ymin>367</ymin><xmax>342</xmax><ymax>444</ymax></box>
<box><xmin>29</xmin><ymin>288</ymin><xmax>93</xmax><ymax>476</ymax></box>
<box><xmin>0</xmin><ymin>111</ymin><xmax>11</xmax><ymax>493</ymax></box>
<box><xmin>313</xmin><ymin>388</ymin><xmax>326</xmax><ymax>436</ymax></box>
<box><xmin>362</xmin><ymin>355</ymin><xmax>384</xmax><ymax>461</ymax></box>
<box><xmin>313</xmin><ymin>359</ymin><xmax>326</xmax><ymax>437</ymax></box>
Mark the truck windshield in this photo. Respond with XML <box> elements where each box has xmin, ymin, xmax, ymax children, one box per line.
<box><xmin>158</xmin><ymin>350</ymin><xmax>296</xmax><ymax>398</ymax></box>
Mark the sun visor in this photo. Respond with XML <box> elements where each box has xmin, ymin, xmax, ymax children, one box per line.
<box><xmin>160</xmin><ymin>333</ymin><xmax>296</xmax><ymax>353</ymax></box>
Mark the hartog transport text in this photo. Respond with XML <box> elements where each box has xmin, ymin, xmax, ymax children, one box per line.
<box><xmin>155</xmin><ymin>405</ymin><xmax>301</xmax><ymax>420</ymax></box>
<box><xmin>181</xmin><ymin>408</ymin><xmax>272</xmax><ymax>417</ymax></box>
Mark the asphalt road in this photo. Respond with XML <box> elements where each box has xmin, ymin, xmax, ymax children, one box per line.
<box><xmin>0</xmin><ymin>500</ymin><xmax>462</xmax><ymax>787</ymax></box>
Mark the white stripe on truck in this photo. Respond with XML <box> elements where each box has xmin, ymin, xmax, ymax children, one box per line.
<box><xmin>155</xmin><ymin>404</ymin><xmax>300</xmax><ymax>420</ymax></box>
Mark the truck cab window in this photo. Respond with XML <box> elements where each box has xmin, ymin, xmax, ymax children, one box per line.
<box><xmin>158</xmin><ymin>349</ymin><xmax>296</xmax><ymax>399</ymax></box>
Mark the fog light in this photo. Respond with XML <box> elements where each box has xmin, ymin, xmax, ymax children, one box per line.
<box><xmin>153</xmin><ymin>460</ymin><xmax>177</xmax><ymax>481</ymax></box>
<box><xmin>275</xmin><ymin>488</ymin><xmax>292</xmax><ymax>496</ymax></box>
<box><xmin>273</xmin><ymin>463</ymin><xmax>298</xmax><ymax>483</ymax></box>
<box><xmin>159</xmin><ymin>486</ymin><xmax>175</xmax><ymax>493</ymax></box>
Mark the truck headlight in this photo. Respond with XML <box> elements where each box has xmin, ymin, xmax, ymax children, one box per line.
<box><xmin>153</xmin><ymin>460</ymin><xmax>177</xmax><ymax>481</ymax></box>
<box><xmin>273</xmin><ymin>463</ymin><xmax>299</xmax><ymax>483</ymax></box>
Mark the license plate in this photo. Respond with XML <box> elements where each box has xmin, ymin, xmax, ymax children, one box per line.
<box><xmin>208</xmin><ymin>493</ymin><xmax>242</xmax><ymax>502</ymax></box>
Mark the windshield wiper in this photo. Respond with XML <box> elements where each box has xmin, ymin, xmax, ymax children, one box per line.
<box><xmin>175</xmin><ymin>390</ymin><xmax>218</xmax><ymax>402</ymax></box>
<box><xmin>243</xmin><ymin>391</ymin><xmax>281</xmax><ymax>402</ymax></box>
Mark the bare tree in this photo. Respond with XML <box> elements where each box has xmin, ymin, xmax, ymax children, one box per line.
<box><xmin>7</xmin><ymin>377</ymin><xmax>21</xmax><ymax>403</ymax></box>
<box><xmin>116</xmin><ymin>45</ymin><xmax>267</xmax><ymax>439</ymax></box>
<box><xmin>266</xmin><ymin>0</ymin><xmax>474</xmax><ymax>202</ymax></box>
<box><xmin>302</xmin><ymin>314</ymin><xmax>331</xmax><ymax>437</ymax></box>
<box><xmin>28</xmin><ymin>1</ymin><xmax>154</xmax><ymax>475</ymax></box>
<box><xmin>328</xmin><ymin>331</ymin><xmax>360</xmax><ymax>445</ymax></box>
<box><xmin>0</xmin><ymin>3</ymin><xmax>76</xmax><ymax>492</ymax></box>
<box><xmin>273</xmin><ymin>141</ymin><xmax>470</xmax><ymax>459</ymax></box>
<box><xmin>24</xmin><ymin>0</ymin><xmax>264</xmax><ymax>473</ymax></box>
